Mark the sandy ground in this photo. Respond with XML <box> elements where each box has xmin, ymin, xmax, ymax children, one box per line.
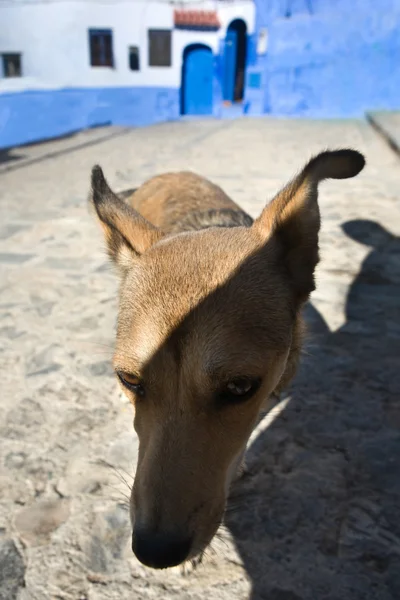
<box><xmin>0</xmin><ymin>117</ymin><xmax>399</xmax><ymax>600</ymax></box>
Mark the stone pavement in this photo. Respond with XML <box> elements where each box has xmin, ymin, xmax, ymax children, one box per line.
<box><xmin>0</xmin><ymin>127</ymin><xmax>132</xmax><ymax>176</ymax></box>
<box><xmin>0</xmin><ymin>118</ymin><xmax>399</xmax><ymax>600</ymax></box>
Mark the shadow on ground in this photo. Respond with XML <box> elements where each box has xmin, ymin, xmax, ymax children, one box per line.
<box><xmin>0</xmin><ymin>149</ymin><xmax>24</xmax><ymax>165</ymax></box>
<box><xmin>225</xmin><ymin>220</ymin><xmax>400</xmax><ymax>600</ymax></box>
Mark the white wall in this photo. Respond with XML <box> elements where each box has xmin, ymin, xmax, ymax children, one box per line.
<box><xmin>0</xmin><ymin>0</ymin><xmax>255</xmax><ymax>92</ymax></box>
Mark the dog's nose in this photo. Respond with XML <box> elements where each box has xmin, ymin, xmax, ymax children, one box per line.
<box><xmin>132</xmin><ymin>528</ymin><xmax>192</xmax><ymax>569</ymax></box>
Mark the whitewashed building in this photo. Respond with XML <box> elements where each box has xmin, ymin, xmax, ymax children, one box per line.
<box><xmin>0</xmin><ymin>0</ymin><xmax>257</xmax><ymax>148</ymax></box>
<box><xmin>2</xmin><ymin>0</ymin><xmax>400</xmax><ymax>148</ymax></box>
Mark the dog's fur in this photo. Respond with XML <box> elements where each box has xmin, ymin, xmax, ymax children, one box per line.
<box><xmin>90</xmin><ymin>149</ymin><xmax>365</xmax><ymax>569</ymax></box>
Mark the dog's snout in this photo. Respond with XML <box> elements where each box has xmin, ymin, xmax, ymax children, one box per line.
<box><xmin>132</xmin><ymin>528</ymin><xmax>192</xmax><ymax>569</ymax></box>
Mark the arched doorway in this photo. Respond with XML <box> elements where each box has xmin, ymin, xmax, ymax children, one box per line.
<box><xmin>222</xmin><ymin>19</ymin><xmax>247</xmax><ymax>103</ymax></box>
<box><xmin>181</xmin><ymin>44</ymin><xmax>213</xmax><ymax>116</ymax></box>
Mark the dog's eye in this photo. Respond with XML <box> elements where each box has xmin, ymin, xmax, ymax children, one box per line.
<box><xmin>218</xmin><ymin>377</ymin><xmax>261</xmax><ymax>404</ymax></box>
<box><xmin>116</xmin><ymin>371</ymin><xmax>145</xmax><ymax>397</ymax></box>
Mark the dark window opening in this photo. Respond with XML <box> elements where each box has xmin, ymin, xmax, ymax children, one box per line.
<box><xmin>148</xmin><ymin>30</ymin><xmax>171</xmax><ymax>67</ymax></box>
<box><xmin>89</xmin><ymin>29</ymin><xmax>114</xmax><ymax>67</ymax></box>
<box><xmin>129</xmin><ymin>46</ymin><xmax>140</xmax><ymax>71</ymax></box>
<box><xmin>2</xmin><ymin>53</ymin><xmax>22</xmax><ymax>77</ymax></box>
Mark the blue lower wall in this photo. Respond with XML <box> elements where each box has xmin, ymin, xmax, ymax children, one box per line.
<box><xmin>0</xmin><ymin>86</ymin><xmax>179</xmax><ymax>149</ymax></box>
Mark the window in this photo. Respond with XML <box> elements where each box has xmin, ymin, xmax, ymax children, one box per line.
<box><xmin>129</xmin><ymin>46</ymin><xmax>140</xmax><ymax>71</ymax></box>
<box><xmin>2</xmin><ymin>53</ymin><xmax>22</xmax><ymax>77</ymax></box>
<box><xmin>148</xmin><ymin>30</ymin><xmax>171</xmax><ymax>67</ymax></box>
<box><xmin>89</xmin><ymin>29</ymin><xmax>114</xmax><ymax>67</ymax></box>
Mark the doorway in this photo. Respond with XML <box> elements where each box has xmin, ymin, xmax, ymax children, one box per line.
<box><xmin>222</xmin><ymin>19</ymin><xmax>247</xmax><ymax>103</ymax></box>
<box><xmin>181</xmin><ymin>44</ymin><xmax>213</xmax><ymax>115</ymax></box>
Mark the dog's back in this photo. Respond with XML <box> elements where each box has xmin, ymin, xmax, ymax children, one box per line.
<box><xmin>124</xmin><ymin>171</ymin><xmax>252</xmax><ymax>234</ymax></box>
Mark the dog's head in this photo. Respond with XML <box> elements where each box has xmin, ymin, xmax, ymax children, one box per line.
<box><xmin>90</xmin><ymin>150</ymin><xmax>365</xmax><ymax>569</ymax></box>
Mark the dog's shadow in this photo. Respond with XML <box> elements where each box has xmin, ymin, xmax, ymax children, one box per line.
<box><xmin>225</xmin><ymin>220</ymin><xmax>400</xmax><ymax>599</ymax></box>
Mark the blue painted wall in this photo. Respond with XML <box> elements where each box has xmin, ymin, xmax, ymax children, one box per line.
<box><xmin>251</xmin><ymin>0</ymin><xmax>400</xmax><ymax>117</ymax></box>
<box><xmin>0</xmin><ymin>87</ymin><xmax>179</xmax><ymax>149</ymax></box>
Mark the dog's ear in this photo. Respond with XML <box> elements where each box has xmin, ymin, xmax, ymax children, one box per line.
<box><xmin>254</xmin><ymin>149</ymin><xmax>365</xmax><ymax>304</ymax></box>
<box><xmin>90</xmin><ymin>166</ymin><xmax>162</xmax><ymax>271</ymax></box>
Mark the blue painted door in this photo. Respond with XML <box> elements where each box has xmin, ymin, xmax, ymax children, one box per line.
<box><xmin>222</xmin><ymin>29</ymin><xmax>237</xmax><ymax>102</ymax></box>
<box><xmin>183</xmin><ymin>46</ymin><xmax>213</xmax><ymax>115</ymax></box>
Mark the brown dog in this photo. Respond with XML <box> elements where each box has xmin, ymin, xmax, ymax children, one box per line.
<box><xmin>90</xmin><ymin>149</ymin><xmax>365</xmax><ymax>569</ymax></box>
